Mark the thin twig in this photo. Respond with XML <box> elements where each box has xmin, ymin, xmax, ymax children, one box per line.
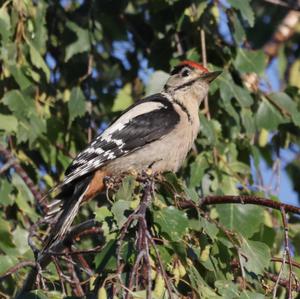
<box><xmin>52</xmin><ymin>257</ymin><xmax>66</xmax><ymax>295</ymax></box>
<box><xmin>0</xmin><ymin>261</ymin><xmax>36</xmax><ymax>280</ymax></box>
<box><xmin>266</xmin><ymin>272</ymin><xmax>300</xmax><ymax>292</ymax></box>
<box><xmin>0</xmin><ymin>145</ymin><xmax>45</xmax><ymax>211</ymax></box>
<box><xmin>146</xmin><ymin>231</ymin><xmax>175</xmax><ymax>299</ymax></box>
<box><xmin>126</xmin><ymin>250</ymin><xmax>145</xmax><ymax>298</ymax></box>
<box><xmin>51</xmin><ymin>245</ymin><xmax>102</xmax><ymax>256</ymax></box>
<box><xmin>18</xmin><ymin>220</ymin><xmax>101</xmax><ymax>296</ymax></box>
<box><xmin>271</xmin><ymin>257</ymin><xmax>300</xmax><ymax>270</ymax></box>
<box><xmin>272</xmin><ymin>249</ymin><xmax>286</xmax><ymax>299</ymax></box>
<box><xmin>66</xmin><ymin>250</ymin><xmax>85</xmax><ymax>297</ymax></box>
<box><xmin>175</xmin><ymin>33</ymin><xmax>184</xmax><ymax>56</ymax></box>
<box><xmin>0</xmin><ymin>158</ymin><xmax>16</xmax><ymax>174</ymax></box>
<box><xmin>279</xmin><ymin>207</ymin><xmax>293</xmax><ymax>299</ymax></box>
<box><xmin>263</xmin><ymin>0</ymin><xmax>300</xmax><ymax>11</ymax></box>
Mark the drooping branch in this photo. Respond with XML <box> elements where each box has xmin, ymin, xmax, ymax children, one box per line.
<box><xmin>197</xmin><ymin>195</ymin><xmax>300</xmax><ymax>215</ymax></box>
<box><xmin>0</xmin><ymin>145</ymin><xmax>45</xmax><ymax>211</ymax></box>
<box><xmin>273</xmin><ymin>207</ymin><xmax>294</xmax><ymax>299</ymax></box>
<box><xmin>0</xmin><ymin>261</ymin><xmax>36</xmax><ymax>280</ymax></box>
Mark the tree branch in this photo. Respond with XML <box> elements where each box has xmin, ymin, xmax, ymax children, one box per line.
<box><xmin>0</xmin><ymin>145</ymin><xmax>45</xmax><ymax>211</ymax></box>
<box><xmin>197</xmin><ymin>195</ymin><xmax>300</xmax><ymax>215</ymax></box>
<box><xmin>16</xmin><ymin>219</ymin><xmax>102</xmax><ymax>297</ymax></box>
<box><xmin>0</xmin><ymin>261</ymin><xmax>36</xmax><ymax>280</ymax></box>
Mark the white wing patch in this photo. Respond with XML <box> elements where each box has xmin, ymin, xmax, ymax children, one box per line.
<box><xmin>101</xmin><ymin>101</ymin><xmax>166</xmax><ymax>141</ymax></box>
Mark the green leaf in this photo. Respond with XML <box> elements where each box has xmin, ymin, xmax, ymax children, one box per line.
<box><xmin>228</xmin><ymin>161</ymin><xmax>250</xmax><ymax>174</ymax></box>
<box><xmin>227</xmin><ymin>0</ymin><xmax>255</xmax><ymax>27</ymax></box>
<box><xmin>0</xmin><ymin>255</ymin><xmax>17</xmax><ymax>275</ymax></box>
<box><xmin>12</xmin><ymin>227</ymin><xmax>29</xmax><ymax>255</ymax></box>
<box><xmin>215</xmin><ymin>280</ymin><xmax>240</xmax><ymax>298</ymax></box>
<box><xmin>65</xmin><ymin>21</ymin><xmax>91</xmax><ymax>62</ymax></box>
<box><xmin>112</xmin><ymin>83</ymin><xmax>133</xmax><ymax>112</ymax></box>
<box><xmin>68</xmin><ymin>87</ymin><xmax>86</xmax><ymax>126</ymax></box>
<box><xmin>0</xmin><ymin>114</ymin><xmax>18</xmax><ymax>133</ymax></box>
<box><xmin>115</xmin><ymin>176</ymin><xmax>137</xmax><ymax>201</ymax></box>
<box><xmin>111</xmin><ymin>200</ymin><xmax>132</xmax><ymax>227</ymax></box>
<box><xmin>199</xmin><ymin>114</ymin><xmax>217</xmax><ymax>145</ymax></box>
<box><xmin>95</xmin><ymin>206</ymin><xmax>113</xmax><ymax>223</ymax></box>
<box><xmin>232</xmin><ymin>12</ymin><xmax>245</xmax><ymax>44</ymax></box>
<box><xmin>31</xmin><ymin>2</ymin><xmax>48</xmax><ymax>52</ymax></box>
<box><xmin>94</xmin><ymin>240</ymin><xmax>117</xmax><ymax>270</ymax></box>
<box><xmin>190</xmin><ymin>217</ymin><xmax>219</xmax><ymax>241</ymax></box>
<box><xmin>28</xmin><ymin>41</ymin><xmax>50</xmax><ymax>82</ymax></box>
<box><xmin>234</xmin><ymin>49</ymin><xmax>266</xmax><ymax>75</ymax></box>
<box><xmin>256</xmin><ymin>98</ymin><xmax>285</xmax><ymax>130</ymax></box>
<box><xmin>2</xmin><ymin>90</ymin><xmax>33</xmax><ymax>120</ymax></box>
<box><xmin>216</xmin><ymin>204</ymin><xmax>264</xmax><ymax>238</ymax></box>
<box><xmin>240</xmin><ymin>290</ymin><xmax>264</xmax><ymax>299</ymax></box>
<box><xmin>189</xmin><ymin>153</ymin><xmax>209</xmax><ymax>188</ymax></box>
<box><xmin>240</xmin><ymin>239</ymin><xmax>270</xmax><ymax>275</ymax></box>
<box><xmin>0</xmin><ymin>218</ymin><xmax>15</xmax><ymax>250</ymax></box>
<box><xmin>0</xmin><ymin>179</ymin><xmax>13</xmax><ymax>206</ymax></box>
<box><xmin>12</xmin><ymin>173</ymin><xmax>38</xmax><ymax>221</ymax></box>
<box><xmin>241</xmin><ymin>108</ymin><xmax>255</xmax><ymax>134</ymax></box>
<box><xmin>154</xmin><ymin>206</ymin><xmax>189</xmax><ymax>241</ymax></box>
<box><xmin>188</xmin><ymin>264</ymin><xmax>220</xmax><ymax>298</ymax></box>
<box><xmin>8</xmin><ymin>65</ymin><xmax>32</xmax><ymax>89</ymax></box>
<box><xmin>268</xmin><ymin>92</ymin><xmax>300</xmax><ymax>126</ymax></box>
<box><xmin>0</xmin><ymin>6</ymin><xmax>11</xmax><ymax>43</ymax></box>
<box><xmin>28</xmin><ymin>114</ymin><xmax>46</xmax><ymax>144</ymax></box>
<box><xmin>21</xmin><ymin>290</ymin><xmax>62</xmax><ymax>299</ymax></box>
<box><xmin>145</xmin><ymin>71</ymin><xmax>169</xmax><ymax>96</ymax></box>
<box><xmin>219</xmin><ymin>74</ymin><xmax>253</xmax><ymax>108</ymax></box>
<box><xmin>289</xmin><ymin>59</ymin><xmax>300</xmax><ymax>88</ymax></box>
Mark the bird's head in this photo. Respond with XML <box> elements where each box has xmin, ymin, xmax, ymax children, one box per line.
<box><xmin>164</xmin><ymin>60</ymin><xmax>221</xmax><ymax>105</ymax></box>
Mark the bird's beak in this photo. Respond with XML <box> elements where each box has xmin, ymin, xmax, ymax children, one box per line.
<box><xmin>201</xmin><ymin>71</ymin><xmax>222</xmax><ymax>83</ymax></box>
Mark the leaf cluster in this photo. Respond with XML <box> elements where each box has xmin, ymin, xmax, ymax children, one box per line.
<box><xmin>0</xmin><ymin>0</ymin><xmax>300</xmax><ymax>298</ymax></box>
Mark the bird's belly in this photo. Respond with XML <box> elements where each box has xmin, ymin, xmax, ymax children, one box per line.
<box><xmin>105</xmin><ymin>125</ymin><xmax>195</xmax><ymax>175</ymax></box>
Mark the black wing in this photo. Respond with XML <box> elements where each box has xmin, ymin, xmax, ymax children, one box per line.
<box><xmin>62</xmin><ymin>94</ymin><xmax>179</xmax><ymax>186</ymax></box>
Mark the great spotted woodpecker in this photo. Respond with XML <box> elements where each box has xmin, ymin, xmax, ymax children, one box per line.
<box><xmin>41</xmin><ymin>60</ymin><xmax>221</xmax><ymax>255</ymax></box>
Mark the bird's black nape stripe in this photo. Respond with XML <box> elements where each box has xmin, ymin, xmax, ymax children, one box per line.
<box><xmin>174</xmin><ymin>77</ymin><xmax>199</xmax><ymax>91</ymax></box>
<box><xmin>173</xmin><ymin>99</ymin><xmax>192</xmax><ymax>123</ymax></box>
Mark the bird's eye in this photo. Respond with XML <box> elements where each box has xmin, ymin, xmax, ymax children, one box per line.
<box><xmin>181</xmin><ymin>68</ymin><xmax>190</xmax><ymax>77</ymax></box>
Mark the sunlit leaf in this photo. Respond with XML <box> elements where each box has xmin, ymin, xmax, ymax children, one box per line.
<box><xmin>154</xmin><ymin>206</ymin><xmax>189</xmax><ymax>241</ymax></box>
<box><xmin>240</xmin><ymin>239</ymin><xmax>270</xmax><ymax>274</ymax></box>
<box><xmin>216</xmin><ymin>204</ymin><xmax>264</xmax><ymax>238</ymax></box>
<box><xmin>234</xmin><ymin>49</ymin><xmax>266</xmax><ymax>75</ymax></box>
<box><xmin>68</xmin><ymin>87</ymin><xmax>86</xmax><ymax>126</ymax></box>
<box><xmin>65</xmin><ymin>21</ymin><xmax>91</xmax><ymax>62</ymax></box>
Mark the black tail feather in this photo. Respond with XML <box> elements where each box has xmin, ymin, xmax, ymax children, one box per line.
<box><xmin>39</xmin><ymin>174</ymin><xmax>93</xmax><ymax>259</ymax></box>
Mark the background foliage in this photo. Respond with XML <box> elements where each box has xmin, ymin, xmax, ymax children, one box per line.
<box><xmin>0</xmin><ymin>0</ymin><xmax>300</xmax><ymax>298</ymax></box>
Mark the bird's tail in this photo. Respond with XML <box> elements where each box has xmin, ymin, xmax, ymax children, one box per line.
<box><xmin>39</xmin><ymin>175</ymin><xmax>92</xmax><ymax>259</ymax></box>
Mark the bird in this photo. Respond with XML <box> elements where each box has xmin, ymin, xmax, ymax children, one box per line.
<box><xmin>40</xmin><ymin>60</ymin><xmax>221</xmax><ymax>257</ymax></box>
